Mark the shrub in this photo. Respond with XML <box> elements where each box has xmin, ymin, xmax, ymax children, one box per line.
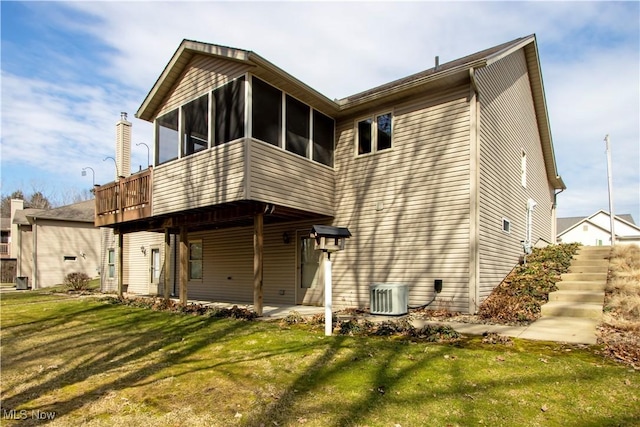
<box><xmin>64</xmin><ymin>272</ymin><xmax>91</xmax><ymax>291</ymax></box>
<box><xmin>478</xmin><ymin>243</ymin><xmax>580</xmax><ymax>323</ymax></box>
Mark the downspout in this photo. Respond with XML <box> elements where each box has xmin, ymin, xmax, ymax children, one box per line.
<box><xmin>468</xmin><ymin>67</ymin><xmax>481</xmax><ymax>313</ymax></box>
<box><xmin>552</xmin><ymin>188</ymin><xmax>565</xmax><ymax>242</ymax></box>
<box><xmin>17</xmin><ymin>224</ymin><xmax>22</xmax><ymax>277</ymax></box>
<box><xmin>32</xmin><ymin>217</ymin><xmax>37</xmax><ymax>290</ymax></box>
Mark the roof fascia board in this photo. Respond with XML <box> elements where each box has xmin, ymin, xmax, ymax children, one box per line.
<box><xmin>484</xmin><ymin>35</ymin><xmax>536</xmax><ymax>66</ymax></box>
<box><xmin>522</xmin><ymin>37</ymin><xmax>566</xmax><ymax>190</ymax></box>
<box><xmin>338</xmin><ymin>59</ymin><xmax>487</xmax><ymax>111</ymax></box>
<box><xmin>136</xmin><ymin>40</ymin><xmax>254</xmax><ymax>121</ymax></box>
<box><xmin>248</xmin><ymin>53</ymin><xmax>340</xmax><ymax>113</ymax></box>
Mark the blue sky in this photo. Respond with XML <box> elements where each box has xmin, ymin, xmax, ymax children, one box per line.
<box><xmin>1</xmin><ymin>1</ymin><xmax>639</xmax><ymax>222</ymax></box>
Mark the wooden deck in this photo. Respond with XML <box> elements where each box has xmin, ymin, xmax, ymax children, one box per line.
<box><xmin>94</xmin><ymin>168</ymin><xmax>152</xmax><ymax>227</ymax></box>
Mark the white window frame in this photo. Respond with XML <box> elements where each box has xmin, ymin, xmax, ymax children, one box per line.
<box><xmin>521</xmin><ymin>150</ymin><xmax>527</xmax><ymax>188</ymax></box>
<box><xmin>188</xmin><ymin>240</ymin><xmax>203</xmax><ymax>281</ymax></box>
<box><xmin>502</xmin><ymin>217</ymin><xmax>511</xmax><ymax>234</ymax></box>
<box><xmin>355</xmin><ymin>111</ymin><xmax>393</xmax><ymax>157</ymax></box>
<box><xmin>107</xmin><ymin>248</ymin><xmax>116</xmax><ymax>279</ymax></box>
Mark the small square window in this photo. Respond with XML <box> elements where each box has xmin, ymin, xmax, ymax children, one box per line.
<box><xmin>502</xmin><ymin>218</ymin><xmax>511</xmax><ymax>234</ymax></box>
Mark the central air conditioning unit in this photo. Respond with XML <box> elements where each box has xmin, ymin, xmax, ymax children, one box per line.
<box><xmin>369</xmin><ymin>283</ymin><xmax>409</xmax><ymax>315</ymax></box>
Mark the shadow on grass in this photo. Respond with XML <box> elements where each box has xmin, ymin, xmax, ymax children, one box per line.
<box><xmin>2</xmin><ymin>296</ymin><xmax>638</xmax><ymax>426</ymax></box>
<box><xmin>1</xmin><ymin>296</ymin><xmax>254</xmax><ymax>426</ymax></box>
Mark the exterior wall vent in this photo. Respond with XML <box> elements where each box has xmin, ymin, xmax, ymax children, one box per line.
<box><xmin>369</xmin><ymin>283</ymin><xmax>409</xmax><ymax>315</ymax></box>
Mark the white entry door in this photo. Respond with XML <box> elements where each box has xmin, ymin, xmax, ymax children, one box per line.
<box><xmin>150</xmin><ymin>248</ymin><xmax>161</xmax><ymax>294</ymax></box>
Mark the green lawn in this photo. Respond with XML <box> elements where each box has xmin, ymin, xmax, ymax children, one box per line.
<box><xmin>1</xmin><ymin>292</ymin><xmax>638</xmax><ymax>427</ymax></box>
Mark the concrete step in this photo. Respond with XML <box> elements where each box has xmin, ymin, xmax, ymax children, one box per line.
<box><xmin>557</xmin><ymin>281</ymin><xmax>606</xmax><ymax>292</ymax></box>
<box><xmin>548</xmin><ymin>290</ymin><xmax>604</xmax><ymax>303</ymax></box>
<box><xmin>541</xmin><ymin>301</ymin><xmax>603</xmax><ymax>319</ymax></box>
<box><xmin>569</xmin><ymin>259</ymin><xmax>609</xmax><ymax>268</ymax></box>
<box><xmin>560</xmin><ymin>272</ymin><xmax>608</xmax><ymax>282</ymax></box>
<box><xmin>574</xmin><ymin>248</ymin><xmax>611</xmax><ymax>260</ymax></box>
<box><xmin>568</xmin><ymin>265</ymin><xmax>609</xmax><ymax>274</ymax></box>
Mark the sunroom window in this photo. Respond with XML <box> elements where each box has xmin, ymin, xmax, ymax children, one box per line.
<box><xmin>251</xmin><ymin>76</ymin><xmax>334</xmax><ymax>166</ymax></box>
<box><xmin>157</xmin><ymin>110</ymin><xmax>179</xmax><ymax>165</ymax></box>
<box><xmin>182</xmin><ymin>94</ymin><xmax>209</xmax><ymax>156</ymax></box>
<box><xmin>213</xmin><ymin>76</ymin><xmax>245</xmax><ymax>146</ymax></box>
<box><xmin>252</xmin><ymin>77</ymin><xmax>282</xmax><ymax>146</ymax></box>
<box><xmin>312</xmin><ymin>110</ymin><xmax>334</xmax><ymax>167</ymax></box>
<box><xmin>285</xmin><ymin>95</ymin><xmax>310</xmax><ymax>157</ymax></box>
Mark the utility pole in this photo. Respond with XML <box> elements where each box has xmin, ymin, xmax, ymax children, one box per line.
<box><xmin>604</xmin><ymin>134</ymin><xmax>615</xmax><ymax>246</ymax></box>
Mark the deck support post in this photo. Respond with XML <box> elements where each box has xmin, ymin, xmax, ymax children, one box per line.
<box><xmin>117</xmin><ymin>231</ymin><xmax>124</xmax><ymax>297</ymax></box>
<box><xmin>179</xmin><ymin>226</ymin><xmax>188</xmax><ymax>305</ymax></box>
<box><xmin>163</xmin><ymin>228</ymin><xmax>171</xmax><ymax>301</ymax></box>
<box><xmin>253</xmin><ymin>212</ymin><xmax>264</xmax><ymax>316</ymax></box>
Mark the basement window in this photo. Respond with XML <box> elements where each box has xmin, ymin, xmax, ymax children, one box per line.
<box><xmin>502</xmin><ymin>218</ymin><xmax>511</xmax><ymax>234</ymax></box>
<box><xmin>64</xmin><ymin>256</ymin><xmax>77</xmax><ymax>262</ymax></box>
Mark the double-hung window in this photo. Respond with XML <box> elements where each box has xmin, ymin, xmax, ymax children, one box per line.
<box><xmin>107</xmin><ymin>249</ymin><xmax>115</xmax><ymax>279</ymax></box>
<box><xmin>356</xmin><ymin>112</ymin><xmax>393</xmax><ymax>155</ymax></box>
<box><xmin>189</xmin><ymin>241</ymin><xmax>203</xmax><ymax>280</ymax></box>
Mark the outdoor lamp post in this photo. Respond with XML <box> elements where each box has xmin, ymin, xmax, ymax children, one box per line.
<box><xmin>81</xmin><ymin>167</ymin><xmax>95</xmax><ymax>187</ymax></box>
<box><xmin>136</xmin><ymin>142</ymin><xmax>151</xmax><ymax>168</ymax></box>
<box><xmin>310</xmin><ymin>225</ymin><xmax>352</xmax><ymax>336</ymax></box>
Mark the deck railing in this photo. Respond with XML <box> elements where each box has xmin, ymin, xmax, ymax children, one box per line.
<box><xmin>95</xmin><ymin>168</ymin><xmax>152</xmax><ymax>226</ymax></box>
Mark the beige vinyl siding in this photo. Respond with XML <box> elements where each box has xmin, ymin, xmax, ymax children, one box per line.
<box><xmin>332</xmin><ymin>86</ymin><xmax>472</xmax><ymax>312</ymax></box>
<box><xmin>476</xmin><ymin>49</ymin><xmax>556</xmax><ymax>301</ymax></box>
<box><xmin>124</xmin><ymin>232</ymin><xmax>166</xmax><ymax>295</ymax></box>
<box><xmin>152</xmin><ymin>140</ymin><xmax>246</xmax><ymax>216</ymax></box>
<box><xmin>16</xmin><ymin>225</ymin><xmax>33</xmax><ymax>284</ymax></box>
<box><xmin>248</xmin><ymin>140</ymin><xmax>334</xmax><ymax>216</ymax></box>
<box><xmin>157</xmin><ymin>56</ymin><xmax>250</xmax><ymax>117</ymax></box>
<box><xmin>100</xmin><ymin>228</ymin><xmax>117</xmax><ymax>292</ymax></box>
<box><xmin>184</xmin><ymin>219</ymin><xmax>321</xmax><ymax>305</ymax></box>
<box><xmin>32</xmin><ymin>220</ymin><xmax>101</xmax><ymax>288</ymax></box>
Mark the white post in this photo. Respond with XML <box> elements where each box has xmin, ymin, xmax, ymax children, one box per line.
<box><xmin>605</xmin><ymin>135</ymin><xmax>615</xmax><ymax>246</ymax></box>
<box><xmin>324</xmin><ymin>252</ymin><xmax>333</xmax><ymax>336</ymax></box>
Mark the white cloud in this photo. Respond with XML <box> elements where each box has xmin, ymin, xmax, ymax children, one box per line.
<box><xmin>1</xmin><ymin>1</ymin><xmax>638</xmax><ymax>220</ymax></box>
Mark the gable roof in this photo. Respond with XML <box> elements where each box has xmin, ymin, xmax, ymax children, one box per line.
<box><xmin>136</xmin><ymin>35</ymin><xmax>564</xmax><ymax>190</ymax></box>
<box><xmin>557</xmin><ymin>210</ymin><xmax>640</xmax><ymax>236</ymax></box>
<box><xmin>13</xmin><ymin>200</ymin><xmax>96</xmax><ymax>225</ymax></box>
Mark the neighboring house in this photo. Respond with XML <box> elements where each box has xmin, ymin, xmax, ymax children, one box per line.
<box><xmin>1</xmin><ymin>216</ymin><xmax>10</xmax><ymax>258</ymax></box>
<box><xmin>557</xmin><ymin>210</ymin><xmax>640</xmax><ymax>246</ymax></box>
<box><xmin>12</xmin><ymin>199</ymin><xmax>101</xmax><ymax>288</ymax></box>
<box><xmin>94</xmin><ymin>34</ymin><xmax>565</xmax><ymax>314</ymax></box>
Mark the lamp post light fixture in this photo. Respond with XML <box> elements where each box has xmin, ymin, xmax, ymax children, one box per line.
<box><xmin>81</xmin><ymin>166</ymin><xmax>95</xmax><ymax>187</ymax></box>
<box><xmin>136</xmin><ymin>142</ymin><xmax>151</xmax><ymax>168</ymax></box>
<box><xmin>103</xmin><ymin>156</ymin><xmax>119</xmax><ymax>179</ymax></box>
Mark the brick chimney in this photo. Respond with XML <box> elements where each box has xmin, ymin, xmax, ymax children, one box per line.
<box><xmin>116</xmin><ymin>112</ymin><xmax>131</xmax><ymax>179</ymax></box>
